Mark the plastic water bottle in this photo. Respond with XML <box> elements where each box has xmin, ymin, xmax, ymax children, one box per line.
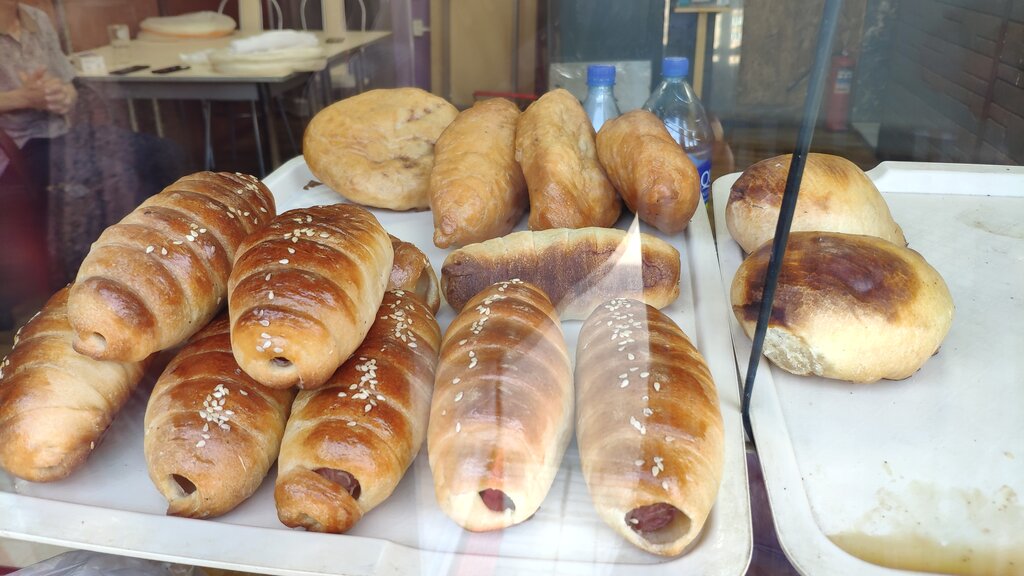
<box><xmin>644</xmin><ymin>57</ymin><xmax>714</xmax><ymax>203</ymax></box>
<box><xmin>582</xmin><ymin>64</ymin><xmax>621</xmax><ymax>132</ymax></box>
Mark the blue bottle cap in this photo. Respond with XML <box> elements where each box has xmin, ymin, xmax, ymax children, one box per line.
<box><xmin>587</xmin><ymin>65</ymin><xmax>616</xmax><ymax>87</ymax></box>
<box><xmin>662</xmin><ymin>57</ymin><xmax>689</xmax><ymax>78</ymax></box>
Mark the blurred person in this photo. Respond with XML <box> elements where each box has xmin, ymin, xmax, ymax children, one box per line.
<box><xmin>0</xmin><ymin>1</ymin><xmax>185</xmax><ymax>329</ymax></box>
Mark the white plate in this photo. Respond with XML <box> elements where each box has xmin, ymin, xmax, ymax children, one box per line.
<box><xmin>713</xmin><ymin>161</ymin><xmax>1024</xmax><ymax>576</ymax></box>
<box><xmin>0</xmin><ymin>157</ymin><xmax>751</xmax><ymax>575</ymax></box>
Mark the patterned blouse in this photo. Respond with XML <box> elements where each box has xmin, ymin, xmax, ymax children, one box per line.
<box><xmin>0</xmin><ymin>3</ymin><xmax>76</xmax><ymax>176</ymax></box>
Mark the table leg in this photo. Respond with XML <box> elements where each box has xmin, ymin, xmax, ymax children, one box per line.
<box><xmin>151</xmin><ymin>99</ymin><xmax>164</xmax><ymax>138</ymax></box>
<box><xmin>694</xmin><ymin>12</ymin><xmax>708</xmax><ymax>98</ymax></box>
<box><xmin>250</xmin><ymin>99</ymin><xmax>266</xmax><ymax>178</ymax></box>
<box><xmin>201</xmin><ymin>99</ymin><xmax>214</xmax><ymax>170</ymax></box>
<box><xmin>127</xmin><ymin>98</ymin><xmax>138</xmax><ymax>133</ymax></box>
<box><xmin>259</xmin><ymin>84</ymin><xmax>281</xmax><ymax>171</ymax></box>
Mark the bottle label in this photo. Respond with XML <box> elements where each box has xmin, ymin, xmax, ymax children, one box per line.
<box><xmin>690</xmin><ymin>156</ymin><xmax>712</xmax><ymax>203</ymax></box>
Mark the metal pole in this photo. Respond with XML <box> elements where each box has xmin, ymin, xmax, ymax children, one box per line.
<box><xmin>741</xmin><ymin>0</ymin><xmax>843</xmax><ymax>446</ymax></box>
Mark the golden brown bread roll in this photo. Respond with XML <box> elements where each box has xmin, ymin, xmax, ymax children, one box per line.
<box><xmin>228</xmin><ymin>204</ymin><xmax>394</xmax><ymax>390</ymax></box>
<box><xmin>0</xmin><ymin>287</ymin><xmax>149</xmax><ymax>482</ymax></box>
<box><xmin>388</xmin><ymin>235</ymin><xmax>440</xmax><ymax>314</ymax></box>
<box><xmin>428</xmin><ymin>280</ymin><xmax>573</xmax><ymax>531</ymax></box>
<box><xmin>144</xmin><ymin>315</ymin><xmax>295</xmax><ymax>518</ymax></box>
<box><xmin>68</xmin><ymin>171</ymin><xmax>275</xmax><ymax>362</ymax></box>
<box><xmin>596</xmin><ymin>110</ymin><xmax>700</xmax><ymax>234</ymax></box>
<box><xmin>304</xmin><ymin>88</ymin><xmax>459</xmax><ymax>210</ymax></box>
<box><xmin>726</xmin><ymin>153</ymin><xmax>906</xmax><ymax>253</ymax></box>
<box><xmin>275</xmin><ymin>290</ymin><xmax>441</xmax><ymax>533</ymax></box>
<box><xmin>429</xmin><ymin>98</ymin><xmax>527</xmax><ymax>248</ymax></box>
<box><xmin>731</xmin><ymin>231</ymin><xmax>954</xmax><ymax>383</ymax></box>
<box><xmin>515</xmin><ymin>88</ymin><xmax>621</xmax><ymax>230</ymax></box>
<box><xmin>441</xmin><ymin>227</ymin><xmax>680</xmax><ymax>320</ymax></box>
<box><xmin>576</xmin><ymin>298</ymin><xmax>724</xmax><ymax>556</ymax></box>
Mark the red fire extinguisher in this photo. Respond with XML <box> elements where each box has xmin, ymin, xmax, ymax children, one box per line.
<box><xmin>825</xmin><ymin>51</ymin><xmax>855</xmax><ymax>131</ymax></box>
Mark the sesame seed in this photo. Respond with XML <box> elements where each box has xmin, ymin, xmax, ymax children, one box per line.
<box><xmin>261</xmin><ymin>332</ymin><xmax>271</xmax><ymax>339</ymax></box>
<box><xmin>239</xmin><ymin>390</ymin><xmax>248</xmax><ymax>396</ymax></box>
<box><xmin>452</xmin><ymin>377</ymin><xmax>461</xmax><ymax>384</ymax></box>
<box><xmin>469</xmin><ymin>358</ymin><xmax>478</xmax><ymax>369</ymax></box>
<box><xmin>319</xmin><ymin>232</ymin><xmax>329</xmax><ymax>238</ymax></box>
<box><xmin>260</xmin><ymin>207</ymin><xmax>267</xmax><ymax>213</ymax></box>
<box><xmin>630</xmin><ymin>416</ymin><xmax>647</xmax><ymax>435</ymax></box>
<box><xmin>640</xmin><ymin>372</ymin><xmax>650</xmax><ymax>378</ymax></box>
<box><xmin>364</xmin><ymin>404</ymin><xmax>373</xmax><ymax>412</ymax></box>
<box><xmin>268</xmin><ymin>291</ymin><xmax>275</xmax><ymax>300</ymax></box>
<box><xmin>634</xmin><ymin>459</ymin><xmax>644</xmax><ymax>466</ymax></box>
<box><xmin>468</xmin><ymin>351</ymin><xmax>476</xmax><ymax>357</ymax></box>
<box><xmin>662</xmin><ymin>480</ymin><xmax>670</xmax><ymax>491</ymax></box>
<box><xmin>161</xmin><ymin>247</ymin><xmax>168</xmax><ymax>255</ymax></box>
<box><xmin>629</xmin><ymin>518</ymin><xmax>639</xmax><ymax>525</ymax></box>
<box><xmin>90</xmin><ymin>441</ymin><xmax>95</xmax><ymax>450</ymax></box>
<box><xmin>652</xmin><ymin>466</ymin><xmax>661</xmax><ymax>477</ymax></box>
<box><xmin>454</xmin><ymin>391</ymin><xmax>464</xmax><ymax>402</ymax></box>
<box><xmin>273</xmin><ymin>347</ymin><xmax>283</xmax><ymax>353</ymax></box>
<box><xmin>265</xmin><ymin>273</ymin><xmax>272</xmax><ymax>281</ymax></box>
<box><xmin>287</xmin><ymin>248</ymin><xmax>295</xmax><ymax>254</ymax></box>
<box><xmin>643</xmin><ymin>408</ymin><xmax>654</xmax><ymax>417</ymax></box>
<box><xmin>337</xmin><ymin>391</ymin><xmax>347</xmax><ymax>397</ymax></box>
<box><xmin>196</xmin><ymin>440</ymin><xmax>206</xmax><ymax>448</ymax></box>
<box><xmin>186</xmin><ymin>235</ymin><xmax>196</xmax><ymax>242</ymax></box>
<box><xmin>173</xmin><ymin>240</ymin><xmax>183</xmax><ymax>245</ymax></box>
<box><xmin>199</xmin><ymin>228</ymin><xmax>207</xmax><ymax>234</ymax></box>
<box><xmin>256</xmin><ymin>345</ymin><xmax>264</xmax><ymax>352</ymax></box>
<box><xmin>347</xmin><ymin>421</ymin><xmax>357</xmax><ymax>427</ymax></box>
<box><xmin>458</xmin><ymin>339</ymin><xmax>468</xmax><ymax>345</ymax></box>
<box><xmin>455</xmin><ymin>422</ymin><xmax>461</xmax><ymax>433</ymax></box>
<box><xmin>145</xmin><ymin>245</ymin><xmax>154</xmax><ymax>253</ymax></box>
<box><xmin>409</xmin><ymin>342</ymin><xmax>417</xmax><ymax>348</ymax></box>
<box><xmin>259</xmin><ymin>319</ymin><xmax>270</xmax><ymax>327</ymax></box>
<box><xmin>279</xmin><ymin>259</ymin><xmax>289</xmax><ymax>265</ymax></box>
<box><xmin>620</xmin><ymin>380</ymin><xmax>629</xmax><ymax>388</ymax></box>
<box><xmin>263</xmin><ymin>339</ymin><xmax>272</xmax><ymax>348</ymax></box>
<box><xmin>654</xmin><ymin>382</ymin><xmax>662</xmax><ymax>392</ymax></box>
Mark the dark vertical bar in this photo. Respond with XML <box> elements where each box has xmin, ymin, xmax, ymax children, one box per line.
<box><xmin>741</xmin><ymin>0</ymin><xmax>843</xmax><ymax>446</ymax></box>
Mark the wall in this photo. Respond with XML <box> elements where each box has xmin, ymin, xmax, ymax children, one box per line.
<box><xmin>877</xmin><ymin>0</ymin><xmax>1024</xmax><ymax>164</ymax></box>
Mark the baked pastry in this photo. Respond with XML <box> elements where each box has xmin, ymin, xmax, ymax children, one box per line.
<box><xmin>144</xmin><ymin>315</ymin><xmax>295</xmax><ymax>518</ymax></box>
<box><xmin>0</xmin><ymin>287</ymin><xmax>149</xmax><ymax>482</ymax></box>
<box><xmin>731</xmin><ymin>231</ymin><xmax>954</xmax><ymax>383</ymax></box>
<box><xmin>228</xmin><ymin>204</ymin><xmax>393</xmax><ymax>389</ymax></box>
<box><xmin>441</xmin><ymin>228</ymin><xmax>680</xmax><ymax>320</ymax></box>
<box><xmin>515</xmin><ymin>88</ymin><xmax>621</xmax><ymax>229</ymax></box>
<box><xmin>388</xmin><ymin>235</ymin><xmax>440</xmax><ymax>314</ymax></box>
<box><xmin>68</xmin><ymin>171</ymin><xmax>275</xmax><ymax>362</ymax></box>
<box><xmin>304</xmin><ymin>87</ymin><xmax>459</xmax><ymax>210</ymax></box>
<box><xmin>576</xmin><ymin>298</ymin><xmax>724</xmax><ymax>556</ymax></box>
<box><xmin>428</xmin><ymin>280</ymin><xmax>572</xmax><ymax>531</ymax></box>
<box><xmin>726</xmin><ymin>153</ymin><xmax>906</xmax><ymax>253</ymax></box>
<box><xmin>596</xmin><ymin>110</ymin><xmax>700</xmax><ymax>233</ymax></box>
<box><xmin>429</xmin><ymin>97</ymin><xmax>527</xmax><ymax>248</ymax></box>
<box><xmin>275</xmin><ymin>290</ymin><xmax>441</xmax><ymax>533</ymax></box>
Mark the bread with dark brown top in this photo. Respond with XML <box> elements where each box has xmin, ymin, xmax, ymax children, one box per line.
<box><xmin>144</xmin><ymin>315</ymin><xmax>295</xmax><ymax>518</ymax></box>
<box><xmin>596</xmin><ymin>110</ymin><xmax>700</xmax><ymax>234</ymax></box>
<box><xmin>428</xmin><ymin>280</ymin><xmax>572</xmax><ymax>531</ymax></box>
<box><xmin>726</xmin><ymin>153</ymin><xmax>906</xmax><ymax>253</ymax></box>
<box><xmin>68</xmin><ymin>171</ymin><xmax>276</xmax><ymax>362</ymax></box>
<box><xmin>441</xmin><ymin>227</ymin><xmax>680</xmax><ymax>320</ymax></box>
<box><xmin>731</xmin><ymin>231</ymin><xmax>954</xmax><ymax>383</ymax></box>
<box><xmin>275</xmin><ymin>290</ymin><xmax>440</xmax><ymax>533</ymax></box>
<box><xmin>515</xmin><ymin>89</ymin><xmax>621</xmax><ymax>230</ymax></box>
<box><xmin>228</xmin><ymin>204</ymin><xmax>393</xmax><ymax>389</ymax></box>
<box><xmin>0</xmin><ymin>287</ymin><xmax>149</xmax><ymax>482</ymax></box>
<box><xmin>576</xmin><ymin>298</ymin><xmax>723</xmax><ymax>556</ymax></box>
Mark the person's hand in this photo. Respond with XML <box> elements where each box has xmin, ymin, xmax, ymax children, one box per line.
<box><xmin>16</xmin><ymin>68</ymin><xmax>50</xmax><ymax>110</ymax></box>
<box><xmin>43</xmin><ymin>77</ymin><xmax>76</xmax><ymax>115</ymax></box>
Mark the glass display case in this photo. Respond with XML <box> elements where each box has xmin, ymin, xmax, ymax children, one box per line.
<box><xmin>0</xmin><ymin>1</ymin><xmax>1021</xmax><ymax>575</ymax></box>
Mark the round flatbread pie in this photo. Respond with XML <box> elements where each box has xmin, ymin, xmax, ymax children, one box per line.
<box><xmin>304</xmin><ymin>88</ymin><xmax>458</xmax><ymax>210</ymax></box>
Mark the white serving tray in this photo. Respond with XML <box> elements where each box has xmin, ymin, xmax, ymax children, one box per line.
<box><xmin>713</xmin><ymin>161</ymin><xmax>1024</xmax><ymax>576</ymax></box>
<box><xmin>0</xmin><ymin>157</ymin><xmax>752</xmax><ymax>575</ymax></box>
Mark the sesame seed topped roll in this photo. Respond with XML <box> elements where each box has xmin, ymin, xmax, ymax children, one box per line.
<box><xmin>275</xmin><ymin>290</ymin><xmax>441</xmax><ymax>533</ymax></box>
<box><xmin>144</xmin><ymin>315</ymin><xmax>295</xmax><ymax>518</ymax></box>
<box><xmin>575</xmin><ymin>298</ymin><xmax>724</xmax><ymax>556</ymax></box>
<box><xmin>68</xmin><ymin>171</ymin><xmax>275</xmax><ymax>362</ymax></box>
<box><xmin>427</xmin><ymin>280</ymin><xmax>573</xmax><ymax>532</ymax></box>
<box><xmin>228</xmin><ymin>204</ymin><xmax>394</xmax><ymax>389</ymax></box>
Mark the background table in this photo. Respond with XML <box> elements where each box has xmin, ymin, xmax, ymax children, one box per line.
<box><xmin>74</xmin><ymin>30</ymin><xmax>391</xmax><ymax>175</ymax></box>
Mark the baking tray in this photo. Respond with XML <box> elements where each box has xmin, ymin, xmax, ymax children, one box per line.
<box><xmin>713</xmin><ymin>161</ymin><xmax>1024</xmax><ymax>576</ymax></box>
<box><xmin>0</xmin><ymin>156</ymin><xmax>752</xmax><ymax>575</ymax></box>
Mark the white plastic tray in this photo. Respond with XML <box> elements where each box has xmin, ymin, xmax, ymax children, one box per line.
<box><xmin>713</xmin><ymin>161</ymin><xmax>1024</xmax><ymax>576</ymax></box>
<box><xmin>0</xmin><ymin>157</ymin><xmax>752</xmax><ymax>575</ymax></box>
